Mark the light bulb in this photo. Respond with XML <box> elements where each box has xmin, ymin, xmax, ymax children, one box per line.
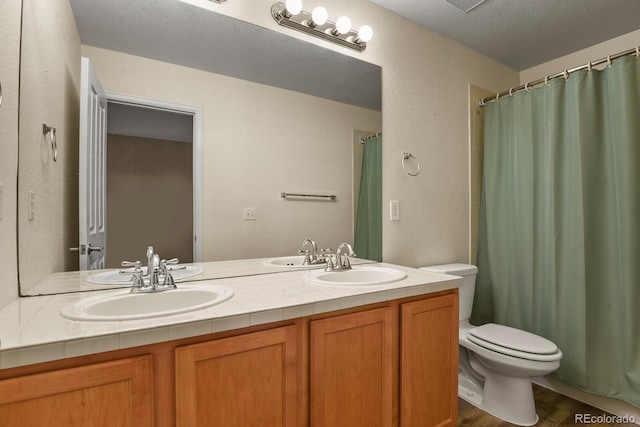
<box><xmin>335</xmin><ymin>16</ymin><xmax>351</xmax><ymax>34</ymax></box>
<box><xmin>357</xmin><ymin>25</ymin><xmax>373</xmax><ymax>42</ymax></box>
<box><xmin>285</xmin><ymin>0</ymin><xmax>302</xmax><ymax>16</ymax></box>
<box><xmin>311</xmin><ymin>6</ymin><xmax>328</xmax><ymax>26</ymax></box>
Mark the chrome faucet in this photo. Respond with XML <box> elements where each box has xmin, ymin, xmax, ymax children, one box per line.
<box><xmin>299</xmin><ymin>239</ymin><xmax>329</xmax><ymax>265</ymax></box>
<box><xmin>326</xmin><ymin>243</ymin><xmax>356</xmax><ymax>271</ymax></box>
<box><xmin>121</xmin><ymin>246</ymin><xmax>178</xmax><ymax>293</ymax></box>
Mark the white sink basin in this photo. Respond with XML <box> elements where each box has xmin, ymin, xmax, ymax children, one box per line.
<box><xmin>61</xmin><ymin>284</ymin><xmax>233</xmax><ymax>321</ymax></box>
<box><xmin>304</xmin><ymin>266</ymin><xmax>407</xmax><ymax>287</ymax></box>
<box><xmin>264</xmin><ymin>256</ymin><xmax>324</xmax><ymax>269</ymax></box>
<box><xmin>86</xmin><ymin>265</ymin><xmax>204</xmax><ymax>285</ymax></box>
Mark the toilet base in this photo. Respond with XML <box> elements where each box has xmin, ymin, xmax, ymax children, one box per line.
<box><xmin>459</xmin><ymin>370</ymin><xmax>539</xmax><ymax>426</ymax></box>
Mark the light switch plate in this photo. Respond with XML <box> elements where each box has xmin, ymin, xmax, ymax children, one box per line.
<box><xmin>28</xmin><ymin>191</ymin><xmax>35</xmax><ymax>221</ymax></box>
<box><xmin>390</xmin><ymin>200</ymin><xmax>400</xmax><ymax>221</ymax></box>
<box><xmin>243</xmin><ymin>207</ymin><xmax>257</xmax><ymax>221</ymax></box>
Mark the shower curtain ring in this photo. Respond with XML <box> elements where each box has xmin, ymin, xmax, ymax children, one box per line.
<box><xmin>563</xmin><ymin>70</ymin><xmax>569</xmax><ymax>80</ymax></box>
<box><xmin>524</xmin><ymin>82</ymin><xmax>531</xmax><ymax>92</ymax></box>
<box><xmin>509</xmin><ymin>87</ymin><xmax>514</xmax><ymax>96</ymax></box>
<box><xmin>544</xmin><ymin>76</ymin><xmax>549</xmax><ymax>86</ymax></box>
<box><xmin>587</xmin><ymin>62</ymin><xmax>592</xmax><ymax>74</ymax></box>
<box><xmin>607</xmin><ymin>56</ymin><xmax>612</xmax><ymax>67</ymax></box>
<box><xmin>636</xmin><ymin>47</ymin><xmax>639</xmax><ymax>59</ymax></box>
<box><xmin>495</xmin><ymin>92</ymin><xmax>500</xmax><ymax>101</ymax></box>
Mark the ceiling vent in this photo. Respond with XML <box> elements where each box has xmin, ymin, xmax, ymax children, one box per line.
<box><xmin>446</xmin><ymin>0</ymin><xmax>487</xmax><ymax>13</ymax></box>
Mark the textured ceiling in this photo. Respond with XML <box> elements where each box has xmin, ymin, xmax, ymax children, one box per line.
<box><xmin>69</xmin><ymin>0</ymin><xmax>381</xmax><ymax>111</ymax></box>
<box><xmin>369</xmin><ymin>0</ymin><xmax>640</xmax><ymax>70</ymax></box>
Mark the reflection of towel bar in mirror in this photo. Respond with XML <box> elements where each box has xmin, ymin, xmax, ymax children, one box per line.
<box><xmin>42</xmin><ymin>124</ymin><xmax>58</xmax><ymax>162</ymax></box>
<box><xmin>281</xmin><ymin>192</ymin><xmax>337</xmax><ymax>201</ymax></box>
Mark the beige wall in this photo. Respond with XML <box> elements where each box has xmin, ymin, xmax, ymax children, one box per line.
<box><xmin>0</xmin><ymin>0</ymin><xmax>21</xmax><ymax>307</ymax></box>
<box><xmin>107</xmin><ymin>135</ymin><xmax>193</xmax><ymax>267</ymax></box>
<box><xmin>83</xmin><ymin>46</ymin><xmax>382</xmax><ymax>261</ymax></box>
<box><xmin>17</xmin><ymin>0</ymin><xmax>81</xmax><ymax>294</ymax></box>
<box><xmin>177</xmin><ymin>0</ymin><xmax>520</xmax><ymax>267</ymax></box>
<box><xmin>520</xmin><ymin>29</ymin><xmax>640</xmax><ymax>84</ymax></box>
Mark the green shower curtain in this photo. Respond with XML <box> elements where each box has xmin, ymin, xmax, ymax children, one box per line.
<box><xmin>475</xmin><ymin>56</ymin><xmax>640</xmax><ymax>407</ymax></box>
<box><xmin>354</xmin><ymin>135</ymin><xmax>382</xmax><ymax>261</ymax></box>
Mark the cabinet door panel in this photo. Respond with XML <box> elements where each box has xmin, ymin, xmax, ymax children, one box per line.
<box><xmin>311</xmin><ymin>307</ymin><xmax>393</xmax><ymax>427</ymax></box>
<box><xmin>175</xmin><ymin>325</ymin><xmax>298</xmax><ymax>427</ymax></box>
<box><xmin>0</xmin><ymin>355</ymin><xmax>153</xmax><ymax>427</ymax></box>
<box><xmin>401</xmin><ymin>294</ymin><xmax>458</xmax><ymax>427</ymax></box>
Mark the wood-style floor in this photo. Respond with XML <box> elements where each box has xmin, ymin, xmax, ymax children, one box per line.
<box><xmin>457</xmin><ymin>384</ymin><xmax>637</xmax><ymax>426</ymax></box>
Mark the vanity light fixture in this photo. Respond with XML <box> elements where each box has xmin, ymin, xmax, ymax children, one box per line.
<box><xmin>271</xmin><ymin>1</ymin><xmax>373</xmax><ymax>52</ymax></box>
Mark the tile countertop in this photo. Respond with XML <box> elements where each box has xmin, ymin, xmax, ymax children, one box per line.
<box><xmin>0</xmin><ymin>262</ymin><xmax>461</xmax><ymax>370</ymax></box>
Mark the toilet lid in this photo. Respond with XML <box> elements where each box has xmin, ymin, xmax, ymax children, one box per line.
<box><xmin>468</xmin><ymin>323</ymin><xmax>558</xmax><ymax>355</ymax></box>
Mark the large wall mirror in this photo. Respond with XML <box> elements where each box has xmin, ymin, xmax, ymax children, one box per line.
<box><xmin>18</xmin><ymin>0</ymin><xmax>382</xmax><ymax>296</ymax></box>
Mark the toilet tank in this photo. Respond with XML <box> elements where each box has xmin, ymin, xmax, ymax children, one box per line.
<box><xmin>420</xmin><ymin>264</ymin><xmax>478</xmax><ymax>322</ymax></box>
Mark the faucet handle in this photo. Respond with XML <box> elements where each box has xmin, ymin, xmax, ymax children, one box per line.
<box><xmin>324</xmin><ymin>255</ymin><xmax>335</xmax><ymax>271</ymax></box>
<box><xmin>120</xmin><ymin>260</ymin><xmax>143</xmax><ymax>275</ymax></box>
<box><xmin>158</xmin><ymin>259</ymin><xmax>178</xmax><ymax>290</ymax></box>
<box><xmin>121</xmin><ymin>260</ymin><xmax>141</xmax><ymax>268</ymax></box>
<box><xmin>298</xmin><ymin>249</ymin><xmax>312</xmax><ymax>264</ymax></box>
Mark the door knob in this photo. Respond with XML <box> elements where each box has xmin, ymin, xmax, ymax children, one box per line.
<box><xmin>69</xmin><ymin>244</ymin><xmax>103</xmax><ymax>254</ymax></box>
<box><xmin>88</xmin><ymin>244</ymin><xmax>103</xmax><ymax>254</ymax></box>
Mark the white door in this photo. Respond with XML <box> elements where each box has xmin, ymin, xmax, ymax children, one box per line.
<box><xmin>78</xmin><ymin>57</ymin><xmax>107</xmax><ymax>270</ymax></box>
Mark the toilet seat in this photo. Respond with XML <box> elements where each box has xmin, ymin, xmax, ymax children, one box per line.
<box><xmin>467</xmin><ymin>324</ymin><xmax>562</xmax><ymax>362</ymax></box>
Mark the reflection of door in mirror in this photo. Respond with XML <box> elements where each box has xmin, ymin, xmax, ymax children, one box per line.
<box><xmin>105</xmin><ymin>101</ymin><xmax>194</xmax><ymax>269</ymax></box>
<box><xmin>78</xmin><ymin>58</ymin><xmax>107</xmax><ymax>270</ymax></box>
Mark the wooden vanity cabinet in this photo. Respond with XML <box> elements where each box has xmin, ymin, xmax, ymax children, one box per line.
<box><xmin>400</xmin><ymin>293</ymin><xmax>458</xmax><ymax>427</ymax></box>
<box><xmin>309</xmin><ymin>292</ymin><xmax>458</xmax><ymax>427</ymax></box>
<box><xmin>310</xmin><ymin>308</ymin><xmax>394</xmax><ymax>427</ymax></box>
<box><xmin>0</xmin><ymin>355</ymin><xmax>153</xmax><ymax>427</ymax></box>
<box><xmin>0</xmin><ymin>289</ymin><xmax>457</xmax><ymax>427</ymax></box>
<box><xmin>175</xmin><ymin>325</ymin><xmax>299</xmax><ymax>427</ymax></box>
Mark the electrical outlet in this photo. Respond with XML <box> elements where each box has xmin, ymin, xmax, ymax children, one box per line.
<box><xmin>390</xmin><ymin>200</ymin><xmax>400</xmax><ymax>221</ymax></box>
<box><xmin>28</xmin><ymin>191</ymin><xmax>36</xmax><ymax>221</ymax></box>
<box><xmin>243</xmin><ymin>207</ymin><xmax>257</xmax><ymax>221</ymax></box>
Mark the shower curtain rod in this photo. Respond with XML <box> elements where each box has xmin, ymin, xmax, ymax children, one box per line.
<box><xmin>360</xmin><ymin>132</ymin><xmax>381</xmax><ymax>144</ymax></box>
<box><xmin>479</xmin><ymin>46</ymin><xmax>640</xmax><ymax>106</ymax></box>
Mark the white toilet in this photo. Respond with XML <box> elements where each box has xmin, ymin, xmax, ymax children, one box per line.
<box><xmin>421</xmin><ymin>264</ymin><xmax>562</xmax><ymax>426</ymax></box>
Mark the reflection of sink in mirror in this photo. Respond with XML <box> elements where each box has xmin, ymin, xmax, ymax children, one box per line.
<box><xmin>61</xmin><ymin>284</ymin><xmax>233</xmax><ymax>321</ymax></box>
<box><xmin>264</xmin><ymin>256</ymin><xmax>325</xmax><ymax>269</ymax></box>
<box><xmin>304</xmin><ymin>266</ymin><xmax>407</xmax><ymax>287</ymax></box>
<box><xmin>86</xmin><ymin>266</ymin><xmax>204</xmax><ymax>285</ymax></box>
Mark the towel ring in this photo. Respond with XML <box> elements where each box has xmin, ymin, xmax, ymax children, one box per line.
<box><xmin>402</xmin><ymin>152</ymin><xmax>420</xmax><ymax>176</ymax></box>
<box><xmin>43</xmin><ymin>124</ymin><xmax>57</xmax><ymax>162</ymax></box>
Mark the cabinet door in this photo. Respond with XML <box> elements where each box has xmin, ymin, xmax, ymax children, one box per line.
<box><xmin>175</xmin><ymin>325</ymin><xmax>298</xmax><ymax>427</ymax></box>
<box><xmin>0</xmin><ymin>355</ymin><xmax>153</xmax><ymax>427</ymax></box>
<box><xmin>400</xmin><ymin>294</ymin><xmax>458</xmax><ymax>427</ymax></box>
<box><xmin>311</xmin><ymin>307</ymin><xmax>393</xmax><ymax>427</ymax></box>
